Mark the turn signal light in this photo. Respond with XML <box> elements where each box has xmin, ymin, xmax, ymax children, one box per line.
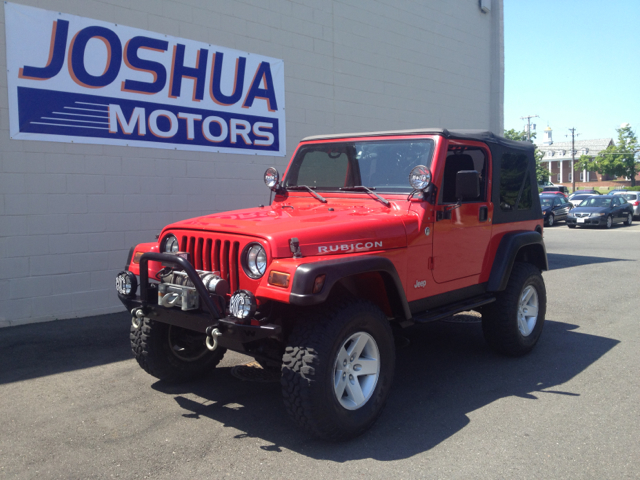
<box><xmin>268</xmin><ymin>271</ymin><xmax>290</xmax><ymax>288</ymax></box>
<box><xmin>132</xmin><ymin>251</ymin><xmax>143</xmax><ymax>264</ymax></box>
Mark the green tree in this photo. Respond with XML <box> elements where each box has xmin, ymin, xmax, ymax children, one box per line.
<box><xmin>503</xmin><ymin>129</ymin><xmax>547</xmax><ymax>183</ymax></box>
<box><xmin>576</xmin><ymin>125</ymin><xmax>640</xmax><ymax>186</ymax></box>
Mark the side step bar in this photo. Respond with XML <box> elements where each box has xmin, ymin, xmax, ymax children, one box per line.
<box><xmin>408</xmin><ymin>295</ymin><xmax>496</xmax><ymax>325</ymax></box>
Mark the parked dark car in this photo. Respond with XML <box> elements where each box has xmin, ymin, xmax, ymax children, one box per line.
<box><xmin>542</xmin><ymin>185</ymin><xmax>569</xmax><ymax>197</ymax></box>
<box><xmin>566</xmin><ymin>195</ymin><xmax>634</xmax><ymax>228</ymax></box>
<box><xmin>573</xmin><ymin>189</ymin><xmax>601</xmax><ymax>195</ymax></box>
<box><xmin>540</xmin><ymin>195</ymin><xmax>571</xmax><ymax>226</ymax></box>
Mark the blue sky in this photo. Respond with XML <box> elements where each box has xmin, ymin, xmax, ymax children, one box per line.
<box><xmin>504</xmin><ymin>1</ymin><xmax>640</xmax><ymax>143</ymax></box>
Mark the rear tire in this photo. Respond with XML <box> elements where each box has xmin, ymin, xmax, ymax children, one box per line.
<box><xmin>624</xmin><ymin>212</ymin><xmax>633</xmax><ymax>226</ymax></box>
<box><xmin>130</xmin><ymin>318</ymin><xmax>226</xmax><ymax>383</ymax></box>
<box><xmin>568</xmin><ymin>224</ymin><xmax>576</xmax><ymax>228</ymax></box>
<box><xmin>482</xmin><ymin>263</ymin><xmax>546</xmax><ymax>356</ymax></box>
<box><xmin>281</xmin><ymin>300</ymin><xmax>395</xmax><ymax>441</ymax></box>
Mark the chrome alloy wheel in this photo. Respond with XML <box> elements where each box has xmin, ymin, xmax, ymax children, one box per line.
<box><xmin>333</xmin><ymin>332</ymin><xmax>380</xmax><ymax>410</ymax></box>
<box><xmin>517</xmin><ymin>285</ymin><xmax>539</xmax><ymax>337</ymax></box>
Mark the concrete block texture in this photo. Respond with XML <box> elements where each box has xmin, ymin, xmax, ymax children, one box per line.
<box><xmin>1</xmin><ymin>0</ymin><xmax>503</xmax><ymax>325</ymax></box>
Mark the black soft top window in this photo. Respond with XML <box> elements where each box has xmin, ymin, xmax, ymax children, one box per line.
<box><xmin>498</xmin><ymin>153</ymin><xmax>532</xmax><ymax>212</ymax></box>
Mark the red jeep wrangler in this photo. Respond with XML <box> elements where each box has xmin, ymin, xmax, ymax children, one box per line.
<box><xmin>117</xmin><ymin>129</ymin><xmax>547</xmax><ymax>441</ymax></box>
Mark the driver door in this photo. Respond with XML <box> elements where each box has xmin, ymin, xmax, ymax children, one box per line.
<box><xmin>432</xmin><ymin>147</ymin><xmax>492</xmax><ymax>284</ymax></box>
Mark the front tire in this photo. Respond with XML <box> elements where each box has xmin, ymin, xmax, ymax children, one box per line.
<box><xmin>130</xmin><ymin>318</ymin><xmax>226</xmax><ymax>383</ymax></box>
<box><xmin>281</xmin><ymin>300</ymin><xmax>395</xmax><ymax>441</ymax></box>
<box><xmin>546</xmin><ymin>214</ymin><xmax>554</xmax><ymax>227</ymax></box>
<box><xmin>605</xmin><ymin>215</ymin><xmax>613</xmax><ymax>229</ymax></box>
<box><xmin>482</xmin><ymin>263</ymin><xmax>546</xmax><ymax>356</ymax></box>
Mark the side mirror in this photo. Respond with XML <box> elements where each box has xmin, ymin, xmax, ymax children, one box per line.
<box><xmin>455</xmin><ymin>170</ymin><xmax>480</xmax><ymax>201</ymax></box>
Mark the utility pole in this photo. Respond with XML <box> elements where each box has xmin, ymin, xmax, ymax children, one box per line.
<box><xmin>567</xmin><ymin>128</ymin><xmax>580</xmax><ymax>193</ymax></box>
<box><xmin>520</xmin><ymin>115</ymin><xmax>539</xmax><ymax>141</ymax></box>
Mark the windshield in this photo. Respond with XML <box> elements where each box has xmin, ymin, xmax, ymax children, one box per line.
<box><xmin>540</xmin><ymin>198</ymin><xmax>554</xmax><ymax>207</ymax></box>
<box><xmin>579</xmin><ymin>197</ymin><xmax>612</xmax><ymax>208</ymax></box>
<box><xmin>284</xmin><ymin>139</ymin><xmax>435</xmax><ymax>193</ymax></box>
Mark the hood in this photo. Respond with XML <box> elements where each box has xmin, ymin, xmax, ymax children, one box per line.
<box><xmin>164</xmin><ymin>199</ymin><xmax>411</xmax><ymax>258</ymax></box>
<box><xmin>572</xmin><ymin>206</ymin><xmax>610</xmax><ymax>214</ymax></box>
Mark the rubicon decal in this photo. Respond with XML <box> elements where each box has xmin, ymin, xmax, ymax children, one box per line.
<box><xmin>4</xmin><ymin>3</ymin><xmax>285</xmax><ymax>155</ymax></box>
<box><xmin>318</xmin><ymin>241</ymin><xmax>383</xmax><ymax>253</ymax></box>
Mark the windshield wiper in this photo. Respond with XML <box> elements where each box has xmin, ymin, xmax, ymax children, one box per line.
<box><xmin>287</xmin><ymin>185</ymin><xmax>327</xmax><ymax>203</ymax></box>
<box><xmin>340</xmin><ymin>186</ymin><xmax>390</xmax><ymax>207</ymax></box>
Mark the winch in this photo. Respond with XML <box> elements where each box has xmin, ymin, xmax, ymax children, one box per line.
<box><xmin>157</xmin><ymin>269</ymin><xmax>229</xmax><ymax>311</ymax></box>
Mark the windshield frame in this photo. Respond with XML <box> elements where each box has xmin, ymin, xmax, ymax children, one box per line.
<box><xmin>283</xmin><ymin>137</ymin><xmax>436</xmax><ymax>194</ymax></box>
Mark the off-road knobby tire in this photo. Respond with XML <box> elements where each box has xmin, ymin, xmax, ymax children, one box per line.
<box><xmin>281</xmin><ymin>300</ymin><xmax>395</xmax><ymax>441</ymax></box>
<box><xmin>482</xmin><ymin>262</ymin><xmax>546</xmax><ymax>357</ymax></box>
<box><xmin>130</xmin><ymin>318</ymin><xmax>226</xmax><ymax>383</ymax></box>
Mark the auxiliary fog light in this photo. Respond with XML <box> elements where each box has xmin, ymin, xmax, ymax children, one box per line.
<box><xmin>116</xmin><ymin>271</ymin><xmax>138</xmax><ymax>297</ymax></box>
<box><xmin>264</xmin><ymin>167</ymin><xmax>280</xmax><ymax>190</ymax></box>
<box><xmin>229</xmin><ymin>290</ymin><xmax>257</xmax><ymax>321</ymax></box>
<box><xmin>409</xmin><ymin>165</ymin><xmax>431</xmax><ymax>190</ymax></box>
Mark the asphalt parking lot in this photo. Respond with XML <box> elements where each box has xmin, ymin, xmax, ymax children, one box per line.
<box><xmin>1</xmin><ymin>222</ymin><xmax>639</xmax><ymax>479</ymax></box>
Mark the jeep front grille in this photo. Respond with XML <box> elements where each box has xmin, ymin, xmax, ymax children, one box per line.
<box><xmin>178</xmin><ymin>234</ymin><xmax>241</xmax><ymax>292</ymax></box>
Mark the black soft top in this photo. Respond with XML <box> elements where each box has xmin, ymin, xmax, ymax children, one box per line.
<box><xmin>302</xmin><ymin>128</ymin><xmax>534</xmax><ymax>153</ymax></box>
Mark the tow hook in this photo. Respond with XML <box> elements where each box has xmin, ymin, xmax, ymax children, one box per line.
<box><xmin>205</xmin><ymin>326</ymin><xmax>222</xmax><ymax>351</ymax></box>
<box><xmin>131</xmin><ymin>308</ymin><xmax>146</xmax><ymax>329</ymax></box>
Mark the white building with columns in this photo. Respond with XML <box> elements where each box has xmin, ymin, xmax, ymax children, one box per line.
<box><xmin>537</xmin><ymin>127</ymin><xmax>613</xmax><ymax>185</ymax></box>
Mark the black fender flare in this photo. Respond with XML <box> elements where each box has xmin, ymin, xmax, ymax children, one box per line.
<box><xmin>487</xmin><ymin>231</ymin><xmax>548</xmax><ymax>292</ymax></box>
<box><xmin>289</xmin><ymin>255</ymin><xmax>411</xmax><ymax>320</ymax></box>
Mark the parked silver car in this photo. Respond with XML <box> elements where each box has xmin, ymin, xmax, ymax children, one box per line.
<box><xmin>614</xmin><ymin>192</ymin><xmax>640</xmax><ymax>218</ymax></box>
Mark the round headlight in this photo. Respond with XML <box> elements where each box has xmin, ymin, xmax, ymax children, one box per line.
<box><xmin>409</xmin><ymin>165</ymin><xmax>431</xmax><ymax>190</ymax></box>
<box><xmin>243</xmin><ymin>243</ymin><xmax>267</xmax><ymax>279</ymax></box>
<box><xmin>115</xmin><ymin>270</ymin><xmax>137</xmax><ymax>297</ymax></box>
<box><xmin>264</xmin><ymin>167</ymin><xmax>280</xmax><ymax>190</ymax></box>
<box><xmin>162</xmin><ymin>234</ymin><xmax>179</xmax><ymax>253</ymax></box>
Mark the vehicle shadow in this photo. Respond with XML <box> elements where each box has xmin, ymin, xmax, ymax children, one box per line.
<box><xmin>547</xmin><ymin>253</ymin><xmax>634</xmax><ymax>270</ymax></box>
<box><xmin>152</xmin><ymin>318</ymin><xmax>618</xmax><ymax>461</ymax></box>
<box><xmin>0</xmin><ymin>312</ymin><xmax>132</xmax><ymax>385</ymax></box>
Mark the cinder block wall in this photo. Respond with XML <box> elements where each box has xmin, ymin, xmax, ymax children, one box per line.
<box><xmin>0</xmin><ymin>0</ymin><xmax>503</xmax><ymax>327</ymax></box>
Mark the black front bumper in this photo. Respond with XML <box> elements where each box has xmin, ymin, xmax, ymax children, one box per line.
<box><xmin>566</xmin><ymin>215</ymin><xmax>605</xmax><ymax>226</ymax></box>
<box><xmin>119</xmin><ymin>252</ymin><xmax>282</xmax><ymax>353</ymax></box>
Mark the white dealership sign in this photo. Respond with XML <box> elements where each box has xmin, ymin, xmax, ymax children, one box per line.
<box><xmin>4</xmin><ymin>3</ymin><xmax>286</xmax><ymax>155</ymax></box>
